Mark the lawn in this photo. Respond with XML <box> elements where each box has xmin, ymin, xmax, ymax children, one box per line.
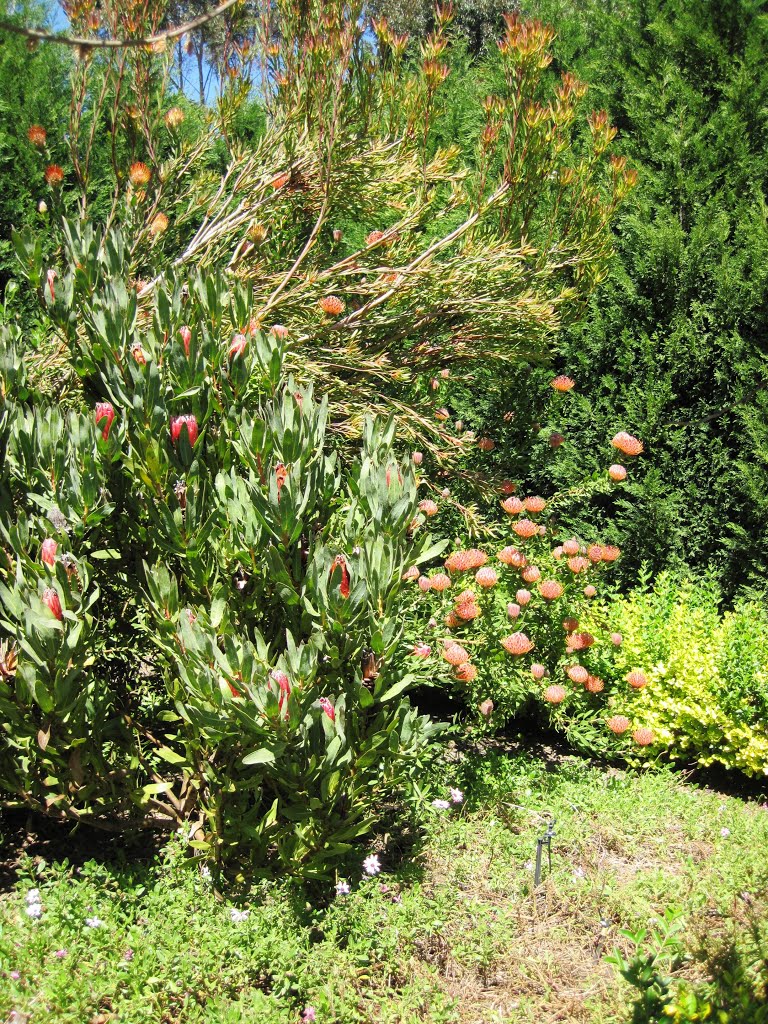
<box><xmin>2</xmin><ymin>742</ymin><xmax>767</xmax><ymax>1023</ymax></box>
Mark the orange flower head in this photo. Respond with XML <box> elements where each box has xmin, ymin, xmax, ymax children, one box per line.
<box><xmin>150</xmin><ymin>212</ymin><xmax>169</xmax><ymax>235</ymax></box>
<box><xmin>366</xmin><ymin>229</ymin><xmax>385</xmax><ymax>245</ymax></box>
<box><xmin>539</xmin><ymin>580</ymin><xmax>563</xmax><ymax>601</ymax></box>
<box><xmin>28</xmin><ymin>124</ymin><xmax>47</xmax><ymax>147</ymax></box>
<box><xmin>562</xmin><ymin>617</ymin><xmax>578</xmax><ymax>632</ymax></box>
<box><xmin>498</xmin><ymin>545</ymin><xmax>521</xmax><ymax>565</ymax></box>
<box><xmin>567</xmin><ymin>665</ymin><xmax>588</xmax><ymax>684</ymax></box>
<box><xmin>513</xmin><ymin>518</ymin><xmax>538</xmax><ymax>539</ymax></box>
<box><xmin>44</xmin><ymin>164</ymin><xmax>64</xmax><ymax>186</ymax></box>
<box><xmin>478</xmin><ymin>437</ymin><xmax>495</xmax><ymax>452</ymax></box>
<box><xmin>549</xmin><ymin>432</ymin><xmax>565</xmax><ymax>448</ymax></box>
<box><xmin>131</xmin><ymin>342</ymin><xmax>147</xmax><ymax>366</ymax></box>
<box><xmin>418</xmin><ymin>575</ymin><xmax>432</xmax><ymax>592</ymax></box>
<box><xmin>522</xmin><ymin>565</ymin><xmax>541</xmax><ymax>583</ymax></box>
<box><xmin>610</xmin><ymin>632</ymin><xmax>623</xmax><ymax>646</ymax></box>
<box><xmin>516</xmin><ymin>588</ymin><xmax>531</xmax><ymax>606</ymax></box>
<box><xmin>479</xmin><ymin>698</ymin><xmax>494</xmax><ymax>717</ymax></box>
<box><xmin>562</xmin><ymin>539</ymin><xmax>580</xmax><ymax>556</ymax></box>
<box><xmin>633</xmin><ymin>727</ymin><xmax>654</xmax><ymax>747</ymax></box>
<box><xmin>455</xmin><ymin>602</ymin><xmax>481</xmax><ymax>621</ymax></box>
<box><xmin>502</xmin><ymin>496</ymin><xmax>525</xmax><ymax>515</ymax></box>
<box><xmin>612</xmin><ymin>431</ymin><xmax>644</xmax><ymax>456</ymax></box>
<box><xmin>609</xmin><ymin>464</ymin><xmax>627</xmax><ymax>481</ymax></box>
<box><xmin>570</xmin><ymin>632</ymin><xmax>595</xmax><ymax>650</ymax></box>
<box><xmin>435</xmin><ymin>407</ymin><xmax>450</xmax><ymax>422</ymax></box>
<box><xmin>403</xmin><ymin>565</ymin><xmax>420</xmax><ymax>581</ymax></box>
<box><xmin>567</xmin><ymin>556</ymin><xmax>590</xmax><ymax>574</ymax></box>
<box><xmin>455</xmin><ymin>662</ymin><xmax>478</xmax><ymax>682</ymax></box>
<box><xmin>430</xmin><ymin>572</ymin><xmax>452</xmax><ymax>592</ymax></box>
<box><xmin>319</xmin><ymin>295</ymin><xmax>345</xmax><ymax>316</ymax></box>
<box><xmin>626</xmin><ymin>670</ymin><xmax>647</xmax><ymax>689</ymax></box>
<box><xmin>500</xmin><ymin>480</ymin><xmax>516</xmax><ymax>495</ymax></box>
<box><xmin>507</xmin><ymin>602</ymin><xmax>521</xmax><ymax>618</ymax></box>
<box><xmin>443</xmin><ymin>643</ymin><xmax>470</xmax><ymax>666</ymax></box>
<box><xmin>585</xmin><ymin>675</ymin><xmax>604</xmax><ymax>693</ymax></box>
<box><xmin>418</xmin><ymin>499</ymin><xmax>439</xmax><ymax>517</ymax></box>
<box><xmin>531</xmin><ymin>663</ymin><xmax>547</xmax><ymax>680</ymax></box>
<box><xmin>501</xmin><ymin>632</ymin><xmax>533</xmax><ymax>655</ymax></box>
<box><xmin>551</xmin><ymin>375</ymin><xmax>575</xmax><ymax>392</ymax></box>
<box><xmin>601</xmin><ymin>545</ymin><xmax>621</xmax><ymax>562</ymax></box>
<box><xmin>523</xmin><ymin>496</ymin><xmax>546</xmax><ymax>513</ymax></box>
<box><xmin>587</xmin><ymin>544</ymin><xmax>603</xmax><ymax>562</ymax></box>
<box><xmin>129</xmin><ymin>161</ymin><xmax>151</xmax><ymax>186</ymax></box>
<box><xmin>606</xmin><ymin>715</ymin><xmax>631</xmax><ymax>735</ymax></box>
<box><xmin>475</xmin><ymin>567</ymin><xmax>498</xmax><ymax>588</ymax></box>
<box><xmin>544</xmin><ymin>684</ymin><xmax>567</xmax><ymax>704</ymax></box>
<box><xmin>165</xmin><ymin>106</ymin><xmax>185</xmax><ymax>129</ymax></box>
<box><xmin>445</xmin><ymin>611</ymin><xmax>460</xmax><ymax>628</ymax></box>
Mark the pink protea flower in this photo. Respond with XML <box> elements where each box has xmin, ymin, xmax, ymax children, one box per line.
<box><xmin>271</xmin><ymin>324</ymin><xmax>289</xmax><ymax>339</ymax></box>
<box><xmin>516</xmin><ymin>588</ymin><xmax>532</xmax><ymax>606</ymax></box>
<box><xmin>412</xmin><ymin>451</ymin><xmax>424</xmax><ymax>466</ymax></box>
<box><xmin>498</xmin><ymin>545</ymin><xmax>521</xmax><ymax>565</ymax></box>
<box><xmin>585</xmin><ymin>675</ymin><xmax>604</xmax><ymax>693</ymax></box>
<box><xmin>539</xmin><ymin>580</ymin><xmax>563</xmax><ymax>601</ymax></box>
<box><xmin>418</xmin><ymin>576</ymin><xmax>432</xmax><ymax>592</ymax></box>
<box><xmin>570</xmin><ymin>632</ymin><xmax>595</xmax><ymax>650</ymax></box>
<box><xmin>610</xmin><ymin>632</ymin><xmax>623</xmax><ymax>646</ymax></box>
<box><xmin>567</xmin><ymin>556</ymin><xmax>590</xmax><ymax>574</ymax></box>
<box><xmin>606</xmin><ymin>715</ymin><xmax>631</xmax><ymax>735</ymax></box>
<box><xmin>544</xmin><ymin>684</ymin><xmax>567</xmax><ymax>703</ymax></box>
<box><xmin>531</xmin><ymin>663</ymin><xmax>547</xmax><ymax>680</ymax></box>
<box><xmin>522</xmin><ymin>565</ymin><xmax>541</xmax><ymax>583</ymax></box>
<box><xmin>633</xmin><ymin>727</ymin><xmax>654</xmax><ymax>746</ymax></box>
<box><xmin>501</xmin><ymin>496</ymin><xmax>524</xmax><ymax>515</ymax></box>
<box><xmin>455</xmin><ymin>602</ymin><xmax>481</xmax><ymax>621</ymax></box>
<box><xmin>562</xmin><ymin>538</ymin><xmax>580</xmax><ymax>557</ymax></box>
<box><xmin>412</xmin><ymin>643</ymin><xmax>432</xmax><ymax>657</ymax></box>
<box><xmin>455</xmin><ymin>662</ymin><xmax>477</xmax><ymax>682</ymax></box>
<box><xmin>430</xmin><ymin>573</ymin><xmax>452</xmax><ymax>592</ymax></box>
<box><xmin>523</xmin><ymin>496</ymin><xmax>546</xmax><ymax>513</ymax></box>
<box><xmin>403</xmin><ymin>566</ymin><xmax>420</xmax><ymax>581</ymax></box>
<box><xmin>567</xmin><ymin>665</ymin><xmax>588</xmax><ymax>684</ymax></box>
<box><xmin>626</xmin><ymin>670</ymin><xmax>647</xmax><ymax>689</ymax></box>
<box><xmin>513</xmin><ymin>519</ymin><xmax>538</xmax><ymax>539</ymax></box>
<box><xmin>445</xmin><ymin>549</ymin><xmax>487</xmax><ymax>572</ymax></box>
<box><xmin>612</xmin><ymin>431</ymin><xmax>644</xmax><ymax>456</ymax></box>
<box><xmin>319</xmin><ymin>696</ymin><xmax>335</xmax><ymax>721</ymax></box>
<box><xmin>179</xmin><ymin>325</ymin><xmax>192</xmax><ymax>356</ymax></box>
<box><xmin>229</xmin><ymin>333</ymin><xmax>247</xmax><ymax>359</ymax></box>
<box><xmin>478</xmin><ymin>437</ymin><xmax>495</xmax><ymax>451</ymax></box>
<box><xmin>319</xmin><ymin>295</ymin><xmax>345</xmax><ymax>316</ymax></box>
<box><xmin>418</xmin><ymin>499</ymin><xmax>439</xmax><ymax>516</ymax></box>
<box><xmin>95</xmin><ymin>402</ymin><xmax>115</xmax><ymax>440</ymax></box>
<box><xmin>41</xmin><ymin>539</ymin><xmax>58</xmax><ymax>567</ymax></box>
<box><xmin>170</xmin><ymin>414</ymin><xmax>198</xmax><ymax>446</ymax></box>
<box><xmin>475</xmin><ymin>567</ymin><xmax>498</xmax><ymax>588</ymax></box>
<box><xmin>443</xmin><ymin>643</ymin><xmax>470</xmax><ymax>666</ymax></box>
<box><xmin>553</xmin><ymin>545</ymin><xmax>564</xmax><ymax>559</ymax></box>
<box><xmin>562</xmin><ymin>617</ymin><xmax>578</xmax><ymax>633</ymax></box>
<box><xmin>42</xmin><ymin>587</ymin><xmax>63</xmax><ymax>620</ymax></box>
<box><xmin>584</xmin><ymin>584</ymin><xmax>597</xmax><ymax>598</ymax></box>
<box><xmin>609</xmin><ymin>464</ymin><xmax>627</xmax><ymax>481</ymax></box>
<box><xmin>551</xmin><ymin>375</ymin><xmax>575</xmax><ymax>393</ymax></box>
<box><xmin>501</xmin><ymin>632</ymin><xmax>534</xmax><ymax>655</ymax></box>
<box><xmin>507</xmin><ymin>602</ymin><xmax>521</xmax><ymax>619</ymax></box>
<box><xmin>601</xmin><ymin>545</ymin><xmax>621</xmax><ymax>562</ymax></box>
<box><xmin>587</xmin><ymin>544</ymin><xmax>603</xmax><ymax>562</ymax></box>
<box><xmin>479</xmin><ymin>698</ymin><xmax>494</xmax><ymax>717</ymax></box>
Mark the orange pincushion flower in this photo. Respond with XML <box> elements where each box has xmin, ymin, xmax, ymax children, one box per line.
<box><xmin>606</xmin><ymin>715</ymin><xmax>631</xmax><ymax>735</ymax></box>
<box><xmin>129</xmin><ymin>161</ymin><xmax>151</xmax><ymax>186</ymax></box>
<box><xmin>626</xmin><ymin>670</ymin><xmax>647</xmax><ymax>689</ymax></box>
<box><xmin>418</xmin><ymin>499</ymin><xmax>439</xmax><ymax>516</ymax></box>
<box><xmin>445</xmin><ymin>611</ymin><xmax>460</xmax><ymax>628</ymax></box>
<box><xmin>319</xmin><ymin>295</ymin><xmax>345</xmax><ymax>316</ymax></box>
<box><xmin>501</xmin><ymin>632</ymin><xmax>534</xmax><ymax>655</ymax></box>
<box><xmin>165</xmin><ymin>106</ymin><xmax>185</xmax><ymax>129</ymax></box>
<box><xmin>455</xmin><ymin>602</ymin><xmax>480</xmax><ymax>621</ymax></box>
<box><xmin>443</xmin><ymin>643</ymin><xmax>470</xmax><ymax>666</ymax></box>
<box><xmin>633</xmin><ymin>727</ymin><xmax>654</xmax><ymax>747</ymax></box>
<box><xmin>567</xmin><ymin>665</ymin><xmax>588</xmax><ymax>684</ymax></box>
<box><xmin>44</xmin><ymin>164</ymin><xmax>64</xmax><ymax>186</ymax></box>
<box><xmin>551</xmin><ymin>375</ymin><xmax>575</xmax><ymax>392</ymax></box>
<box><xmin>498</xmin><ymin>545</ymin><xmax>522</xmax><ymax>565</ymax></box>
<box><xmin>501</xmin><ymin>496</ymin><xmax>525</xmax><ymax>515</ymax></box>
<box><xmin>562</xmin><ymin>539</ymin><xmax>580</xmax><ymax>556</ymax></box>
<box><xmin>584</xmin><ymin>584</ymin><xmax>597</xmax><ymax>598</ymax></box>
<box><xmin>531</xmin><ymin>663</ymin><xmax>547</xmax><ymax>679</ymax></box>
<box><xmin>567</xmin><ymin>556</ymin><xmax>590</xmax><ymax>574</ymax></box>
<box><xmin>455</xmin><ymin>662</ymin><xmax>478</xmax><ymax>682</ymax></box>
<box><xmin>418</xmin><ymin>576</ymin><xmax>432</xmax><ymax>592</ymax></box>
<box><xmin>513</xmin><ymin>519</ymin><xmax>538</xmax><ymax>539</ymax></box>
<box><xmin>562</xmin><ymin>617</ymin><xmax>578</xmax><ymax>632</ymax></box>
<box><xmin>587</xmin><ymin>544</ymin><xmax>603</xmax><ymax>562</ymax></box>
<box><xmin>454</xmin><ymin>590</ymin><xmax>476</xmax><ymax>604</ymax></box>
<box><xmin>271</xmin><ymin>172</ymin><xmax>290</xmax><ymax>189</ymax></box>
<box><xmin>430</xmin><ymin>573</ymin><xmax>452</xmax><ymax>592</ymax></box>
<box><xmin>522</xmin><ymin>565</ymin><xmax>541</xmax><ymax>583</ymax></box>
<box><xmin>612</xmin><ymin>431</ymin><xmax>644</xmax><ymax>456</ymax></box>
<box><xmin>28</xmin><ymin>124</ymin><xmax>47</xmax><ymax>147</ymax></box>
<box><xmin>570</xmin><ymin>632</ymin><xmax>595</xmax><ymax>650</ymax></box>
<box><xmin>475</xmin><ymin>567</ymin><xmax>498</xmax><ymax>588</ymax></box>
<box><xmin>478</xmin><ymin>437</ymin><xmax>495</xmax><ymax>451</ymax></box>
<box><xmin>435</xmin><ymin>407</ymin><xmax>450</xmax><ymax>421</ymax></box>
<box><xmin>403</xmin><ymin>565</ymin><xmax>420</xmax><ymax>581</ymax></box>
<box><xmin>150</xmin><ymin>212</ymin><xmax>169</xmax><ymax>235</ymax></box>
<box><xmin>523</xmin><ymin>496</ymin><xmax>546</xmax><ymax>513</ymax></box>
<box><xmin>366</xmin><ymin>229</ymin><xmax>385</xmax><ymax>245</ymax></box>
<box><xmin>445</xmin><ymin>550</ymin><xmax>473</xmax><ymax>572</ymax></box>
<box><xmin>609</xmin><ymin>464</ymin><xmax>627</xmax><ymax>481</ymax></box>
<box><xmin>585</xmin><ymin>675</ymin><xmax>604</xmax><ymax>693</ymax></box>
<box><xmin>601</xmin><ymin>545</ymin><xmax>621</xmax><ymax>562</ymax></box>
<box><xmin>539</xmin><ymin>580</ymin><xmax>563</xmax><ymax>600</ymax></box>
<box><xmin>468</xmin><ymin>549</ymin><xmax>489</xmax><ymax>569</ymax></box>
<box><xmin>544</xmin><ymin>684</ymin><xmax>567</xmax><ymax>704</ymax></box>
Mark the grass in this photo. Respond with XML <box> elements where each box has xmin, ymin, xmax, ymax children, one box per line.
<box><xmin>2</xmin><ymin>741</ymin><xmax>768</xmax><ymax>1023</ymax></box>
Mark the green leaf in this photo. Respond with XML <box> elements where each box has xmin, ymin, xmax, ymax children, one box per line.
<box><xmin>242</xmin><ymin>748</ymin><xmax>276</xmax><ymax>766</ymax></box>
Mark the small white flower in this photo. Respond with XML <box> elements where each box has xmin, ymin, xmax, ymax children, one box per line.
<box><xmin>432</xmin><ymin>799</ymin><xmax>450</xmax><ymax>810</ymax></box>
<box><xmin>85</xmin><ymin>917</ymin><xmax>104</xmax><ymax>929</ymax></box>
<box><xmin>200</xmin><ymin>865</ymin><xmax>211</xmax><ymax>880</ymax></box>
<box><xmin>449</xmin><ymin>788</ymin><xmax>464</xmax><ymax>804</ymax></box>
<box><xmin>229</xmin><ymin>908</ymin><xmax>250</xmax><ymax>923</ymax></box>
<box><xmin>335</xmin><ymin>881</ymin><xmax>351</xmax><ymax>896</ymax></box>
<box><xmin>363</xmin><ymin>854</ymin><xmax>381</xmax><ymax>876</ymax></box>
<box><xmin>25</xmin><ymin>889</ymin><xmax>41</xmax><ymax>905</ymax></box>
<box><xmin>25</xmin><ymin>903</ymin><xmax>43</xmax><ymax>919</ymax></box>
<box><xmin>720</xmin><ymin>827</ymin><xmax>731</xmax><ymax>838</ymax></box>
<box><xmin>524</xmin><ymin>860</ymin><xmax>535</xmax><ymax>872</ymax></box>
<box><xmin>571</xmin><ymin>867</ymin><xmax>585</xmax><ymax>881</ymax></box>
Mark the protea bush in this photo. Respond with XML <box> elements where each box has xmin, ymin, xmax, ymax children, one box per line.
<box><xmin>0</xmin><ymin>255</ymin><xmax>447</xmax><ymax>874</ymax></box>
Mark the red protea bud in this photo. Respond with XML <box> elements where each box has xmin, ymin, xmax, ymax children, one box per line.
<box><xmin>170</xmin><ymin>414</ymin><xmax>198</xmax><ymax>446</ymax></box>
<box><xmin>412</xmin><ymin>643</ymin><xmax>432</xmax><ymax>657</ymax></box>
<box><xmin>229</xmin><ymin>333</ymin><xmax>247</xmax><ymax>359</ymax></box>
<box><xmin>455</xmin><ymin>662</ymin><xmax>477</xmax><ymax>682</ymax></box>
<box><xmin>501</xmin><ymin>496</ymin><xmax>524</xmax><ymax>515</ymax></box>
<box><xmin>562</xmin><ymin>617</ymin><xmax>578</xmax><ymax>632</ymax></box>
<box><xmin>41</xmin><ymin>539</ymin><xmax>58</xmax><ymax>567</ymax></box>
<box><xmin>478</xmin><ymin>437</ymin><xmax>495</xmax><ymax>452</ymax></box>
<box><xmin>28</xmin><ymin>124</ymin><xmax>47</xmax><ymax>147</ymax></box>
<box><xmin>562</xmin><ymin>539</ymin><xmax>580</xmax><ymax>556</ymax></box>
<box><xmin>319</xmin><ymin>295</ymin><xmax>345</xmax><ymax>316</ymax></box>
<box><xmin>633</xmin><ymin>727</ymin><xmax>654</xmax><ymax>747</ymax></box>
<box><xmin>129</xmin><ymin>162</ymin><xmax>151</xmax><ymax>187</ymax></box>
<box><xmin>319</xmin><ymin>696</ymin><xmax>335</xmax><ymax>721</ymax></box>
<box><xmin>403</xmin><ymin>566</ymin><xmax>420</xmax><ymax>581</ymax></box>
<box><xmin>42</xmin><ymin>587</ymin><xmax>63</xmax><ymax>620</ymax></box>
<box><xmin>584</xmin><ymin>585</ymin><xmax>597</xmax><ymax>598</ymax></box>
<box><xmin>544</xmin><ymin>684</ymin><xmax>566</xmax><ymax>704</ymax></box>
<box><xmin>516</xmin><ymin>588</ymin><xmax>531</xmax><ymax>605</ymax></box>
<box><xmin>271</xmin><ymin>669</ymin><xmax>291</xmax><ymax>713</ymax></box>
<box><xmin>610</xmin><ymin>632</ymin><xmax>623</xmax><ymax>646</ymax></box>
<box><xmin>606</xmin><ymin>715</ymin><xmax>631</xmax><ymax>735</ymax></box>
<box><xmin>522</xmin><ymin>565</ymin><xmax>541</xmax><ymax>583</ymax></box>
<box><xmin>567</xmin><ymin>556</ymin><xmax>590</xmax><ymax>574</ymax></box>
<box><xmin>500</xmin><ymin>480</ymin><xmax>516</xmax><ymax>495</ymax></box>
<box><xmin>551</xmin><ymin>375</ymin><xmax>575</xmax><ymax>392</ymax></box>
<box><xmin>626</xmin><ymin>670</ymin><xmax>647</xmax><ymax>689</ymax></box>
<box><xmin>523</xmin><ymin>496</ymin><xmax>546</xmax><ymax>513</ymax></box>
<box><xmin>179</xmin><ymin>325</ymin><xmax>191</xmax><ymax>356</ymax></box>
<box><xmin>609</xmin><ymin>464</ymin><xmax>627</xmax><ymax>481</ymax></box>
<box><xmin>567</xmin><ymin>665</ymin><xmax>588</xmax><ymax>684</ymax></box>
<box><xmin>44</xmin><ymin>164</ymin><xmax>64</xmax><ymax>186</ymax></box>
<box><xmin>275</xmin><ymin>463</ymin><xmax>288</xmax><ymax>500</ymax></box>
<box><xmin>585</xmin><ymin>675</ymin><xmax>604</xmax><ymax>693</ymax></box>
<box><xmin>570</xmin><ymin>632</ymin><xmax>595</xmax><ymax>650</ymax></box>
<box><xmin>418</xmin><ymin>499</ymin><xmax>439</xmax><ymax>516</ymax></box>
<box><xmin>549</xmin><ymin>432</ymin><xmax>565</xmax><ymax>448</ymax></box>
<box><xmin>95</xmin><ymin>402</ymin><xmax>115</xmax><ymax>440</ymax></box>
<box><xmin>412</xmin><ymin>451</ymin><xmax>424</xmax><ymax>466</ymax></box>
<box><xmin>475</xmin><ymin>567</ymin><xmax>498</xmax><ymax>588</ymax></box>
<box><xmin>479</xmin><ymin>698</ymin><xmax>494</xmax><ymax>717</ymax></box>
<box><xmin>332</xmin><ymin>228</ymin><xmax>343</xmax><ymax>242</ymax></box>
<box><xmin>330</xmin><ymin>554</ymin><xmax>350</xmax><ymax>598</ymax></box>
<box><xmin>418</xmin><ymin>575</ymin><xmax>432</xmax><ymax>592</ymax></box>
<box><xmin>513</xmin><ymin>519</ymin><xmax>538</xmax><ymax>539</ymax></box>
<box><xmin>611</xmin><ymin>431</ymin><xmax>643</xmax><ymax>456</ymax></box>
<box><xmin>443</xmin><ymin>643</ymin><xmax>470</xmax><ymax>666</ymax></box>
<box><xmin>507</xmin><ymin>602</ymin><xmax>521</xmax><ymax>618</ymax></box>
<box><xmin>539</xmin><ymin>580</ymin><xmax>563</xmax><ymax>601</ymax></box>
<box><xmin>531</xmin><ymin>663</ymin><xmax>547</xmax><ymax>680</ymax></box>
<box><xmin>501</xmin><ymin>632</ymin><xmax>533</xmax><ymax>655</ymax></box>
<box><xmin>430</xmin><ymin>573</ymin><xmax>452</xmax><ymax>592</ymax></box>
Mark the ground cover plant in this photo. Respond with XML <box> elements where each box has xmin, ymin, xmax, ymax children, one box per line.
<box><xmin>2</xmin><ymin>746</ymin><xmax>768</xmax><ymax>1023</ymax></box>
